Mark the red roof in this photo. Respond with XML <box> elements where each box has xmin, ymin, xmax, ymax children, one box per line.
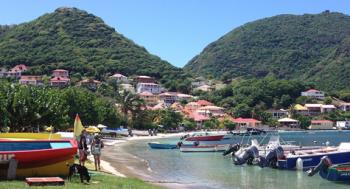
<box><xmin>196</xmin><ymin>100</ymin><xmax>213</xmax><ymax>106</ymax></box>
<box><xmin>11</xmin><ymin>64</ymin><xmax>28</xmax><ymax>72</ymax></box>
<box><xmin>311</xmin><ymin>120</ymin><xmax>333</xmax><ymax>123</ymax></box>
<box><xmin>188</xmin><ymin>112</ymin><xmax>210</xmax><ymax>122</ymax></box>
<box><xmin>305</xmin><ymin>89</ymin><xmax>320</xmax><ymax>93</ymax></box>
<box><xmin>50</xmin><ymin>76</ymin><xmax>70</xmax><ymax>82</ymax></box>
<box><xmin>232</xmin><ymin>118</ymin><xmax>261</xmax><ymax>123</ymax></box>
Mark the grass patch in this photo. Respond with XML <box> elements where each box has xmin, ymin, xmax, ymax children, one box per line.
<box><xmin>0</xmin><ymin>173</ymin><xmax>163</xmax><ymax>189</ymax></box>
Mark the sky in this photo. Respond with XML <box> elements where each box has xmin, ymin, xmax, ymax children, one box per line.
<box><xmin>1</xmin><ymin>0</ymin><xmax>350</xmax><ymax>67</ymax></box>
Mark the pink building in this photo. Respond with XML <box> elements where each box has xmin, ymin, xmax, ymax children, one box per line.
<box><xmin>19</xmin><ymin>75</ymin><xmax>43</xmax><ymax>86</ymax></box>
<box><xmin>52</xmin><ymin>69</ymin><xmax>69</xmax><ymax>78</ymax></box>
<box><xmin>50</xmin><ymin>77</ymin><xmax>70</xmax><ymax>87</ymax></box>
<box><xmin>5</xmin><ymin>64</ymin><xmax>28</xmax><ymax>79</ymax></box>
<box><xmin>232</xmin><ymin>118</ymin><xmax>262</xmax><ymax>128</ymax></box>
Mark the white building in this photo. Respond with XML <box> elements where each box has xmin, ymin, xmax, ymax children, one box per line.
<box><xmin>309</xmin><ymin>120</ymin><xmax>334</xmax><ymax>130</ymax></box>
<box><xmin>0</xmin><ymin>67</ymin><xmax>7</xmax><ymax>77</ymax></box>
<box><xmin>268</xmin><ymin>109</ymin><xmax>289</xmax><ymax>119</ymax></box>
<box><xmin>136</xmin><ymin>83</ymin><xmax>161</xmax><ymax>94</ymax></box>
<box><xmin>336</xmin><ymin>121</ymin><xmax>350</xmax><ymax>130</ymax></box>
<box><xmin>301</xmin><ymin>89</ymin><xmax>325</xmax><ymax>99</ymax></box>
<box><xmin>110</xmin><ymin>73</ymin><xmax>128</xmax><ymax>83</ymax></box>
<box><xmin>339</xmin><ymin>103</ymin><xmax>350</xmax><ymax>112</ymax></box>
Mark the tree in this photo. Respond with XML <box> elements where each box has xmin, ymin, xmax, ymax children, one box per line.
<box><xmin>323</xmin><ymin>97</ymin><xmax>333</xmax><ymax>105</ymax></box>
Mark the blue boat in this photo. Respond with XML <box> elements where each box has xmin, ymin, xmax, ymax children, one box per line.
<box><xmin>148</xmin><ymin>142</ymin><xmax>178</xmax><ymax>149</ymax></box>
<box><xmin>277</xmin><ymin>143</ymin><xmax>350</xmax><ymax>170</ymax></box>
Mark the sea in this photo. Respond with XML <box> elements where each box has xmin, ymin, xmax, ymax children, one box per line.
<box><xmin>123</xmin><ymin>130</ymin><xmax>350</xmax><ymax>189</ymax></box>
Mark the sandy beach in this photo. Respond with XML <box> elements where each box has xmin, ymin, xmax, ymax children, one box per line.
<box><xmin>99</xmin><ymin>133</ymin><xmax>195</xmax><ymax>189</ymax></box>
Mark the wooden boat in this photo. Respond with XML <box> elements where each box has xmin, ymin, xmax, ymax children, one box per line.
<box><xmin>319</xmin><ymin>164</ymin><xmax>350</xmax><ymax>182</ymax></box>
<box><xmin>180</xmin><ymin>145</ymin><xmax>229</xmax><ymax>152</ymax></box>
<box><xmin>0</xmin><ymin>139</ymin><xmax>77</xmax><ymax>177</ymax></box>
<box><xmin>148</xmin><ymin>142</ymin><xmax>178</xmax><ymax>149</ymax></box>
<box><xmin>277</xmin><ymin>143</ymin><xmax>350</xmax><ymax>170</ymax></box>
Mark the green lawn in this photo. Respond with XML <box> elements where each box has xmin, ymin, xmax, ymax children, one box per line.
<box><xmin>0</xmin><ymin>173</ymin><xmax>163</xmax><ymax>189</ymax></box>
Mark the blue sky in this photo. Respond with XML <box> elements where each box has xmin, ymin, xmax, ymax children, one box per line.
<box><xmin>1</xmin><ymin>0</ymin><xmax>350</xmax><ymax>67</ymax></box>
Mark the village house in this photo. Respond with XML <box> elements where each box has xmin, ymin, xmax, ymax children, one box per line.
<box><xmin>196</xmin><ymin>100</ymin><xmax>214</xmax><ymax>107</ymax></box>
<box><xmin>136</xmin><ymin>83</ymin><xmax>161</xmax><ymax>94</ymax></box>
<box><xmin>294</xmin><ymin>104</ymin><xmax>309</xmax><ymax>116</ymax></box>
<box><xmin>50</xmin><ymin>69</ymin><xmax>70</xmax><ymax>87</ymax></box>
<box><xmin>110</xmin><ymin>73</ymin><xmax>128</xmax><ymax>83</ymax></box>
<box><xmin>268</xmin><ymin>109</ymin><xmax>289</xmax><ymax>119</ymax></box>
<box><xmin>278</xmin><ymin>117</ymin><xmax>300</xmax><ymax>128</ymax></box>
<box><xmin>52</xmin><ymin>69</ymin><xmax>69</xmax><ymax>78</ymax></box>
<box><xmin>320</xmin><ymin>104</ymin><xmax>336</xmax><ymax>113</ymax></box>
<box><xmin>188</xmin><ymin>112</ymin><xmax>210</xmax><ymax>128</ymax></box>
<box><xmin>339</xmin><ymin>103</ymin><xmax>350</xmax><ymax>112</ymax></box>
<box><xmin>197</xmin><ymin>106</ymin><xmax>225</xmax><ymax>117</ymax></box>
<box><xmin>50</xmin><ymin>77</ymin><xmax>70</xmax><ymax>87</ymax></box>
<box><xmin>138</xmin><ymin>91</ymin><xmax>159</xmax><ymax>105</ymax></box>
<box><xmin>336</xmin><ymin>121</ymin><xmax>350</xmax><ymax>130</ymax></box>
<box><xmin>170</xmin><ymin>102</ymin><xmax>184</xmax><ymax>113</ymax></box>
<box><xmin>4</xmin><ymin>64</ymin><xmax>28</xmax><ymax>79</ymax></box>
<box><xmin>309</xmin><ymin>120</ymin><xmax>334</xmax><ymax>130</ymax></box>
<box><xmin>134</xmin><ymin>75</ymin><xmax>155</xmax><ymax>83</ymax></box>
<box><xmin>78</xmin><ymin>79</ymin><xmax>101</xmax><ymax>90</ymax></box>
<box><xmin>232</xmin><ymin>118</ymin><xmax>262</xmax><ymax>128</ymax></box>
<box><xmin>301</xmin><ymin>89</ymin><xmax>325</xmax><ymax>99</ymax></box>
<box><xmin>184</xmin><ymin>101</ymin><xmax>201</xmax><ymax>113</ymax></box>
<box><xmin>159</xmin><ymin>92</ymin><xmax>179</xmax><ymax>105</ymax></box>
<box><xmin>19</xmin><ymin>75</ymin><xmax>43</xmax><ymax>86</ymax></box>
<box><xmin>158</xmin><ymin>92</ymin><xmax>194</xmax><ymax>106</ymax></box>
<box><xmin>304</xmin><ymin>104</ymin><xmax>322</xmax><ymax>115</ymax></box>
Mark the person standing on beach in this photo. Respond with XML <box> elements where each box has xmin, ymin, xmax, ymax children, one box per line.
<box><xmin>78</xmin><ymin>129</ymin><xmax>88</xmax><ymax>166</ymax></box>
<box><xmin>91</xmin><ymin>135</ymin><xmax>104</xmax><ymax>171</ymax></box>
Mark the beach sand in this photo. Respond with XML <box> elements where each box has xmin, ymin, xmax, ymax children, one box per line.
<box><xmin>98</xmin><ymin>133</ymin><xmax>197</xmax><ymax>189</ymax></box>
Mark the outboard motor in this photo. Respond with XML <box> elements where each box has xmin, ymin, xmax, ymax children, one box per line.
<box><xmin>223</xmin><ymin>144</ymin><xmax>241</xmax><ymax>156</ymax></box>
<box><xmin>307</xmin><ymin>156</ymin><xmax>332</xmax><ymax>176</ymax></box>
<box><xmin>258</xmin><ymin>146</ymin><xmax>284</xmax><ymax>168</ymax></box>
<box><xmin>234</xmin><ymin>145</ymin><xmax>259</xmax><ymax>165</ymax></box>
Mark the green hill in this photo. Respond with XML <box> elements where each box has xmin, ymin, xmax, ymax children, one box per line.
<box><xmin>184</xmin><ymin>11</ymin><xmax>350</xmax><ymax>91</ymax></box>
<box><xmin>0</xmin><ymin>7</ymin><xmax>182</xmax><ymax>81</ymax></box>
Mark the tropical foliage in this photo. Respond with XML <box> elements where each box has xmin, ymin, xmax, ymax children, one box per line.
<box><xmin>0</xmin><ymin>7</ymin><xmax>187</xmax><ymax>86</ymax></box>
<box><xmin>0</xmin><ymin>80</ymin><xmax>120</xmax><ymax>132</ymax></box>
<box><xmin>185</xmin><ymin>11</ymin><xmax>350</xmax><ymax>91</ymax></box>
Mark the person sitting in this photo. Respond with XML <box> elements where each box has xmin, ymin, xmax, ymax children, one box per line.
<box><xmin>91</xmin><ymin>135</ymin><xmax>104</xmax><ymax>171</ymax></box>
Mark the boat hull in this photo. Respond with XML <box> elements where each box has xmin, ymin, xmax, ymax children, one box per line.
<box><xmin>320</xmin><ymin>164</ymin><xmax>350</xmax><ymax>182</ymax></box>
<box><xmin>180</xmin><ymin>145</ymin><xmax>228</xmax><ymax>152</ymax></box>
<box><xmin>185</xmin><ymin>135</ymin><xmax>224</xmax><ymax>141</ymax></box>
<box><xmin>277</xmin><ymin>150</ymin><xmax>350</xmax><ymax>170</ymax></box>
<box><xmin>148</xmin><ymin>142</ymin><xmax>178</xmax><ymax>149</ymax></box>
<box><xmin>0</xmin><ymin>139</ymin><xmax>77</xmax><ymax>177</ymax></box>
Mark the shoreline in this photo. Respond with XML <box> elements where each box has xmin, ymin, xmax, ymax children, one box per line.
<box><xmin>99</xmin><ymin>133</ymin><xmax>196</xmax><ymax>189</ymax></box>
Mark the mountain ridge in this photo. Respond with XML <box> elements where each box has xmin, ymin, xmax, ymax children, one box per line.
<box><xmin>184</xmin><ymin>11</ymin><xmax>350</xmax><ymax>91</ymax></box>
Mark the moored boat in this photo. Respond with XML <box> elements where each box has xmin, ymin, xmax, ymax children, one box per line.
<box><xmin>180</xmin><ymin>144</ymin><xmax>229</xmax><ymax>152</ymax></box>
<box><xmin>184</xmin><ymin>134</ymin><xmax>224</xmax><ymax>141</ymax></box>
<box><xmin>277</xmin><ymin>142</ymin><xmax>350</xmax><ymax>170</ymax></box>
<box><xmin>148</xmin><ymin>142</ymin><xmax>178</xmax><ymax>149</ymax></box>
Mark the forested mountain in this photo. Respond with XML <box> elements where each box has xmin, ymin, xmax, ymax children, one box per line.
<box><xmin>185</xmin><ymin>11</ymin><xmax>350</xmax><ymax>91</ymax></box>
<box><xmin>0</xmin><ymin>7</ymin><xmax>183</xmax><ymax>82</ymax></box>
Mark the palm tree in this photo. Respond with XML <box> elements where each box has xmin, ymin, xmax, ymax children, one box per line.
<box><xmin>116</xmin><ymin>91</ymin><xmax>145</xmax><ymax>128</ymax></box>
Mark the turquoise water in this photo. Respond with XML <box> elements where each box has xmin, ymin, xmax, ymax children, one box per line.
<box><xmin>124</xmin><ymin>131</ymin><xmax>350</xmax><ymax>189</ymax></box>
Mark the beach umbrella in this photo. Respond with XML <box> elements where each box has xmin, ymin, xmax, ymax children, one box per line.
<box><xmin>86</xmin><ymin>126</ymin><xmax>100</xmax><ymax>133</ymax></box>
<box><xmin>73</xmin><ymin>114</ymin><xmax>84</xmax><ymax>138</ymax></box>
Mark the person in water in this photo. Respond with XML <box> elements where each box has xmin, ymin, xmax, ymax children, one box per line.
<box><xmin>78</xmin><ymin>129</ymin><xmax>88</xmax><ymax>166</ymax></box>
<box><xmin>91</xmin><ymin>135</ymin><xmax>104</xmax><ymax>171</ymax></box>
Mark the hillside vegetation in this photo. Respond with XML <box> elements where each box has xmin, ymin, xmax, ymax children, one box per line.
<box><xmin>185</xmin><ymin>11</ymin><xmax>350</xmax><ymax>91</ymax></box>
<box><xmin>0</xmin><ymin>7</ymin><xmax>184</xmax><ymax>83</ymax></box>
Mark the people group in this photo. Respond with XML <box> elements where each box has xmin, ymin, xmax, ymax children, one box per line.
<box><xmin>78</xmin><ymin>129</ymin><xmax>104</xmax><ymax>171</ymax></box>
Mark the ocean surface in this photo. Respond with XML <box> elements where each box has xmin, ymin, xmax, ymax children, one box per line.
<box><xmin>123</xmin><ymin>131</ymin><xmax>350</xmax><ymax>189</ymax></box>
